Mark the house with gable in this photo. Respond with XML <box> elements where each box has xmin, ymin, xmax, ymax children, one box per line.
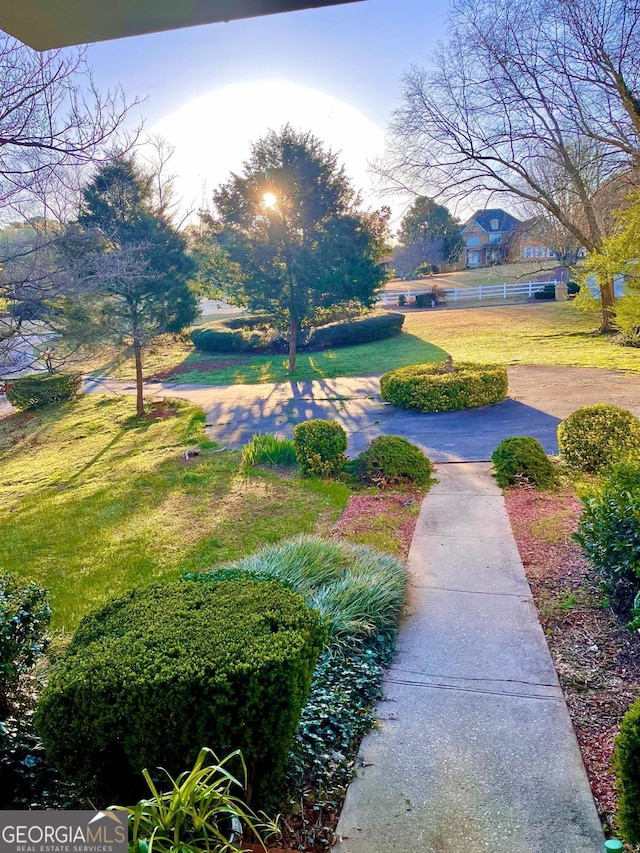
<box><xmin>461</xmin><ymin>209</ymin><xmax>522</xmax><ymax>267</ymax></box>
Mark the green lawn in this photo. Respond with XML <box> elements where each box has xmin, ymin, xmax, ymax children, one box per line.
<box><xmin>0</xmin><ymin>396</ymin><xmax>349</xmax><ymax>632</ymax></box>
<box><xmin>404</xmin><ymin>302</ymin><xmax>640</xmax><ymax>372</ymax></box>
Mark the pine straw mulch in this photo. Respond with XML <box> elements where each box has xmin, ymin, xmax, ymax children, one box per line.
<box><xmin>504</xmin><ymin>486</ymin><xmax>640</xmax><ymax>838</ymax></box>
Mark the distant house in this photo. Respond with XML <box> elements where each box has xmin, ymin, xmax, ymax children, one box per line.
<box><xmin>511</xmin><ymin>218</ymin><xmax>586</xmax><ymax>265</ymax></box>
<box><xmin>461</xmin><ymin>209</ymin><xmax>522</xmax><ymax>267</ymax></box>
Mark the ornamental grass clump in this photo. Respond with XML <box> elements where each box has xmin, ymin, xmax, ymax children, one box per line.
<box><xmin>196</xmin><ymin>535</ymin><xmax>408</xmax><ymax>643</ymax></box>
<box><xmin>35</xmin><ymin>579</ymin><xmax>326</xmax><ymax>806</ymax></box>
<box><xmin>491</xmin><ymin>436</ymin><xmax>557</xmax><ymax>489</ymax></box>
<box><xmin>557</xmin><ymin>404</ymin><xmax>640</xmax><ymax>473</ymax></box>
<box><xmin>380</xmin><ymin>360</ymin><xmax>507</xmax><ymax>412</ymax></box>
<box><xmin>241</xmin><ymin>433</ymin><xmax>298</xmax><ymax>470</ymax></box>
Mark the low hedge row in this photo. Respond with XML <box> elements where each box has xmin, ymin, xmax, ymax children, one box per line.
<box><xmin>6</xmin><ymin>373</ymin><xmax>82</xmax><ymax>410</ymax></box>
<box><xmin>380</xmin><ymin>361</ymin><xmax>508</xmax><ymax>412</ymax></box>
<box><xmin>35</xmin><ymin>579</ymin><xmax>326</xmax><ymax>806</ymax></box>
<box><xmin>191</xmin><ymin>311</ymin><xmax>404</xmax><ymax>355</ymax></box>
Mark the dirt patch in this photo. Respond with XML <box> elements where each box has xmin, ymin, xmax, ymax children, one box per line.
<box><xmin>505</xmin><ymin>486</ymin><xmax>640</xmax><ymax>835</ymax></box>
<box><xmin>148</xmin><ymin>358</ymin><xmax>248</xmax><ymax>380</ymax></box>
<box><xmin>332</xmin><ymin>491</ymin><xmax>421</xmax><ymax>559</ymax></box>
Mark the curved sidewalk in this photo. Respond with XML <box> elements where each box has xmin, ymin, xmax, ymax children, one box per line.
<box><xmin>334</xmin><ymin>463</ymin><xmax>604</xmax><ymax>853</ymax></box>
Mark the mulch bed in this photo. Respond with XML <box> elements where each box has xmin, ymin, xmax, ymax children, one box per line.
<box><xmin>332</xmin><ymin>491</ymin><xmax>421</xmax><ymax>559</ymax></box>
<box><xmin>504</xmin><ymin>486</ymin><xmax>640</xmax><ymax>835</ymax></box>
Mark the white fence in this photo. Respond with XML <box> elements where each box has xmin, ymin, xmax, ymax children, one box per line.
<box><xmin>379</xmin><ymin>280</ymin><xmax>561</xmax><ymax>307</ymax></box>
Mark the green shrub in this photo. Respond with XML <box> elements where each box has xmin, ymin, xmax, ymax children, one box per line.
<box><xmin>223</xmin><ymin>314</ymin><xmax>275</xmax><ymax>331</ymax></box>
<box><xmin>5</xmin><ymin>373</ymin><xmax>81</xmax><ymax>410</ymax></box>
<box><xmin>574</xmin><ymin>461</ymin><xmax>640</xmax><ymax>615</ymax></box>
<box><xmin>614</xmin><ymin>697</ymin><xmax>640</xmax><ymax>844</ymax></box>
<box><xmin>293</xmin><ymin>419</ymin><xmax>347</xmax><ymax>476</ymax></box>
<box><xmin>491</xmin><ymin>436</ymin><xmax>557</xmax><ymax>489</ymax></box>
<box><xmin>190</xmin><ymin>326</ymin><xmax>265</xmax><ymax>353</ymax></box>
<box><xmin>193</xmin><ymin>535</ymin><xmax>408</xmax><ymax>643</ymax></box>
<box><xmin>241</xmin><ymin>433</ymin><xmax>298</xmax><ymax>469</ymax></box>
<box><xmin>35</xmin><ymin>579</ymin><xmax>326</xmax><ymax>805</ymax></box>
<box><xmin>357</xmin><ymin>435</ymin><xmax>432</xmax><ymax>488</ymax></box>
<box><xmin>557</xmin><ymin>404</ymin><xmax>640</xmax><ymax>473</ymax></box>
<box><xmin>397</xmin><ymin>294</ymin><xmax>407</xmax><ymax>307</ymax></box>
<box><xmin>305</xmin><ymin>311</ymin><xmax>404</xmax><ymax>349</ymax></box>
<box><xmin>305</xmin><ymin>301</ymin><xmax>366</xmax><ymax>328</ymax></box>
<box><xmin>380</xmin><ymin>360</ymin><xmax>508</xmax><ymax>412</ymax></box>
<box><xmin>0</xmin><ymin>574</ymin><xmax>51</xmax><ymax>715</ymax></box>
<box><xmin>533</xmin><ymin>283</ymin><xmax>556</xmax><ymax>300</ymax></box>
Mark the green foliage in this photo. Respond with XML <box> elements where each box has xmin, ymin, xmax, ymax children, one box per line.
<box><xmin>0</xmin><ymin>574</ymin><xmax>51</xmax><ymax>714</ymax></box>
<box><xmin>212</xmin><ymin>126</ymin><xmax>389</xmax><ymax>371</ymax></box>
<box><xmin>306</xmin><ymin>311</ymin><xmax>404</xmax><ymax>349</ymax></box>
<box><xmin>357</xmin><ymin>435</ymin><xmax>432</xmax><ymax>488</ymax></box>
<box><xmin>5</xmin><ymin>372</ymin><xmax>81</xmax><ymax>410</ymax></box>
<box><xmin>557</xmin><ymin>404</ymin><xmax>640</xmax><ymax>473</ymax></box>
<box><xmin>380</xmin><ymin>360</ymin><xmax>508</xmax><ymax>412</ymax></box>
<box><xmin>241</xmin><ymin>433</ymin><xmax>298</xmax><ymax>469</ymax></box>
<box><xmin>115</xmin><ymin>747</ymin><xmax>278</xmax><ymax>853</ymax></box>
<box><xmin>35</xmin><ymin>579</ymin><xmax>326</xmax><ymax>805</ymax></box>
<box><xmin>614</xmin><ymin>696</ymin><xmax>640</xmax><ymax>845</ymax></box>
<box><xmin>293</xmin><ymin>419</ymin><xmax>348</xmax><ymax>477</ymax></box>
<box><xmin>190</xmin><ymin>326</ymin><xmax>266</xmax><ymax>353</ymax></box>
<box><xmin>574</xmin><ymin>462</ymin><xmax>640</xmax><ymax>616</ymax></box>
<box><xmin>397</xmin><ymin>197</ymin><xmax>462</xmax><ymax>265</ymax></box>
<box><xmin>196</xmin><ymin>535</ymin><xmax>408</xmax><ymax>643</ymax></box>
<box><xmin>491</xmin><ymin>436</ymin><xmax>557</xmax><ymax>489</ymax></box>
<box><xmin>533</xmin><ymin>283</ymin><xmax>556</xmax><ymax>300</ymax></box>
<box><xmin>613</xmin><ymin>294</ymin><xmax>640</xmax><ymax>346</ymax></box>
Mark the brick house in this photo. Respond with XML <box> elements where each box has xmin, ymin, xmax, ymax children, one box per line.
<box><xmin>461</xmin><ymin>209</ymin><xmax>522</xmax><ymax>267</ymax></box>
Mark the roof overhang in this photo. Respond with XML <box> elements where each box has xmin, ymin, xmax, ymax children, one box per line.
<box><xmin>0</xmin><ymin>0</ymin><xmax>365</xmax><ymax>51</ymax></box>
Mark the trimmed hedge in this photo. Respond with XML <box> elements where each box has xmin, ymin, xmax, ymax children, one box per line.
<box><xmin>293</xmin><ymin>419</ymin><xmax>347</xmax><ymax>477</ymax></box>
<box><xmin>35</xmin><ymin>579</ymin><xmax>326</xmax><ymax>805</ymax></box>
<box><xmin>306</xmin><ymin>311</ymin><xmax>404</xmax><ymax>349</ymax></box>
<box><xmin>190</xmin><ymin>326</ymin><xmax>266</xmax><ymax>353</ymax></box>
<box><xmin>574</xmin><ymin>461</ymin><xmax>640</xmax><ymax>615</ymax></box>
<box><xmin>358</xmin><ymin>435</ymin><xmax>432</xmax><ymax>488</ymax></box>
<box><xmin>6</xmin><ymin>373</ymin><xmax>81</xmax><ymax>410</ymax></box>
<box><xmin>380</xmin><ymin>360</ymin><xmax>508</xmax><ymax>412</ymax></box>
<box><xmin>491</xmin><ymin>436</ymin><xmax>557</xmax><ymax>489</ymax></box>
<box><xmin>615</xmin><ymin>696</ymin><xmax>640</xmax><ymax>844</ymax></box>
<box><xmin>557</xmin><ymin>404</ymin><xmax>640</xmax><ymax>473</ymax></box>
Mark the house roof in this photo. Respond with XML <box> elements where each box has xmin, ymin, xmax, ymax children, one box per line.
<box><xmin>0</xmin><ymin>0</ymin><xmax>364</xmax><ymax>50</ymax></box>
<box><xmin>462</xmin><ymin>209</ymin><xmax>522</xmax><ymax>234</ymax></box>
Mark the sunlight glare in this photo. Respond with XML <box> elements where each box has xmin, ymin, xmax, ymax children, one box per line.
<box><xmin>263</xmin><ymin>191</ymin><xmax>278</xmax><ymax>209</ymax></box>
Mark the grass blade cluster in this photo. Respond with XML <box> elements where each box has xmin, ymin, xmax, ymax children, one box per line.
<box><xmin>240</xmin><ymin>433</ymin><xmax>298</xmax><ymax>470</ymax></box>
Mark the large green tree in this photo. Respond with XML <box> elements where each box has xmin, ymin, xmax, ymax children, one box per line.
<box><xmin>397</xmin><ymin>197</ymin><xmax>462</xmax><ymax>265</ymax></box>
<box><xmin>72</xmin><ymin>156</ymin><xmax>198</xmax><ymax>415</ymax></box>
<box><xmin>213</xmin><ymin>126</ymin><xmax>389</xmax><ymax>373</ymax></box>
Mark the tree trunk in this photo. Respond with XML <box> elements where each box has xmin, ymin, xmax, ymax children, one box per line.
<box><xmin>599</xmin><ymin>274</ymin><xmax>616</xmax><ymax>333</ymax></box>
<box><xmin>288</xmin><ymin>316</ymin><xmax>297</xmax><ymax>374</ymax></box>
<box><xmin>133</xmin><ymin>340</ymin><xmax>145</xmax><ymax>417</ymax></box>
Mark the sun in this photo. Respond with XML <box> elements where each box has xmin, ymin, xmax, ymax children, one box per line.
<box><xmin>263</xmin><ymin>191</ymin><xmax>278</xmax><ymax>209</ymax></box>
<box><xmin>150</xmin><ymin>80</ymin><xmax>386</xmax><ymax>216</ymax></box>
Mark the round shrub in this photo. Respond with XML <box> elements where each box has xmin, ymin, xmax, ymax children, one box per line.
<box><xmin>357</xmin><ymin>435</ymin><xmax>432</xmax><ymax>488</ymax></box>
<box><xmin>557</xmin><ymin>404</ymin><xmax>640</xmax><ymax>473</ymax></box>
<box><xmin>293</xmin><ymin>419</ymin><xmax>347</xmax><ymax>476</ymax></box>
<box><xmin>491</xmin><ymin>436</ymin><xmax>557</xmax><ymax>489</ymax></box>
<box><xmin>574</xmin><ymin>461</ymin><xmax>640</xmax><ymax>615</ymax></box>
<box><xmin>614</xmin><ymin>696</ymin><xmax>640</xmax><ymax>844</ymax></box>
<box><xmin>35</xmin><ymin>579</ymin><xmax>326</xmax><ymax>805</ymax></box>
<box><xmin>380</xmin><ymin>360</ymin><xmax>508</xmax><ymax>412</ymax></box>
<box><xmin>6</xmin><ymin>372</ymin><xmax>81</xmax><ymax>410</ymax></box>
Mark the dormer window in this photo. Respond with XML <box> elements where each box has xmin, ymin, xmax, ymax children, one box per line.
<box><xmin>489</xmin><ymin>218</ymin><xmax>499</xmax><ymax>230</ymax></box>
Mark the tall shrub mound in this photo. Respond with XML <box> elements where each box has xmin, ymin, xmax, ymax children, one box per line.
<box><xmin>557</xmin><ymin>404</ymin><xmax>640</xmax><ymax>473</ymax></box>
<box><xmin>6</xmin><ymin>373</ymin><xmax>81</xmax><ymax>410</ymax></box>
<box><xmin>306</xmin><ymin>311</ymin><xmax>404</xmax><ymax>349</ymax></box>
<box><xmin>574</xmin><ymin>461</ymin><xmax>640</xmax><ymax>616</ymax></box>
<box><xmin>293</xmin><ymin>419</ymin><xmax>347</xmax><ymax>476</ymax></box>
<box><xmin>380</xmin><ymin>360</ymin><xmax>507</xmax><ymax>412</ymax></box>
<box><xmin>615</xmin><ymin>697</ymin><xmax>640</xmax><ymax>845</ymax></box>
<box><xmin>491</xmin><ymin>436</ymin><xmax>557</xmax><ymax>489</ymax></box>
<box><xmin>357</xmin><ymin>435</ymin><xmax>432</xmax><ymax>487</ymax></box>
<box><xmin>35</xmin><ymin>579</ymin><xmax>325</xmax><ymax>805</ymax></box>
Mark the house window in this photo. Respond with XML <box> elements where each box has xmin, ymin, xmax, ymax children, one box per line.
<box><xmin>535</xmin><ymin>246</ymin><xmax>546</xmax><ymax>258</ymax></box>
<box><xmin>466</xmin><ymin>236</ymin><xmax>480</xmax><ymax>246</ymax></box>
<box><xmin>523</xmin><ymin>246</ymin><xmax>534</xmax><ymax>259</ymax></box>
<box><xmin>489</xmin><ymin>218</ymin><xmax>499</xmax><ymax>230</ymax></box>
<box><xmin>489</xmin><ymin>233</ymin><xmax>501</xmax><ymax>244</ymax></box>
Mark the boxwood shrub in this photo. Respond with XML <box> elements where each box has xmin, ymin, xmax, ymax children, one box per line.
<box><xmin>35</xmin><ymin>579</ymin><xmax>326</xmax><ymax>805</ymax></box>
<box><xmin>380</xmin><ymin>361</ymin><xmax>508</xmax><ymax>412</ymax></box>
<box><xmin>557</xmin><ymin>404</ymin><xmax>640</xmax><ymax>473</ymax></box>
<box><xmin>491</xmin><ymin>436</ymin><xmax>557</xmax><ymax>489</ymax></box>
<box><xmin>293</xmin><ymin>419</ymin><xmax>347</xmax><ymax>476</ymax></box>
<box><xmin>358</xmin><ymin>435</ymin><xmax>432</xmax><ymax>488</ymax></box>
<box><xmin>306</xmin><ymin>311</ymin><xmax>404</xmax><ymax>349</ymax></box>
<box><xmin>6</xmin><ymin>373</ymin><xmax>82</xmax><ymax>410</ymax></box>
<box><xmin>614</xmin><ymin>696</ymin><xmax>640</xmax><ymax>844</ymax></box>
<box><xmin>190</xmin><ymin>326</ymin><xmax>266</xmax><ymax>353</ymax></box>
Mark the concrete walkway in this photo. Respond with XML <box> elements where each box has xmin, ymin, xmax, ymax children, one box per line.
<box><xmin>334</xmin><ymin>463</ymin><xmax>604</xmax><ymax>853</ymax></box>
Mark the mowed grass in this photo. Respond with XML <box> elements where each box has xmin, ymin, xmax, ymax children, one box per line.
<box><xmin>0</xmin><ymin>396</ymin><xmax>349</xmax><ymax>632</ymax></box>
<box><xmin>403</xmin><ymin>302</ymin><xmax>640</xmax><ymax>372</ymax></box>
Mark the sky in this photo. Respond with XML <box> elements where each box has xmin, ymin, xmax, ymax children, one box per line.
<box><xmin>84</xmin><ymin>0</ymin><xmax>451</xmax><ymax>228</ymax></box>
